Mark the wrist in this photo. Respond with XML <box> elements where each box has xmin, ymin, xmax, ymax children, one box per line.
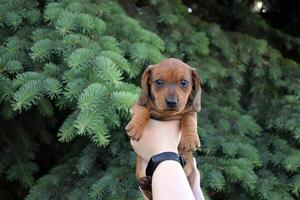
<box><xmin>146</xmin><ymin>152</ymin><xmax>185</xmax><ymax>176</ymax></box>
<box><xmin>150</xmin><ymin>148</ymin><xmax>178</xmax><ymax>159</ymax></box>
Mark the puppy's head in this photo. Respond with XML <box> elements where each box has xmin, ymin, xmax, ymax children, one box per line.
<box><xmin>138</xmin><ymin>58</ymin><xmax>201</xmax><ymax>113</ymax></box>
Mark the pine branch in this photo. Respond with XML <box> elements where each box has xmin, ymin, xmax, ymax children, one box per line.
<box><xmin>12</xmin><ymin>80</ymin><xmax>44</xmax><ymax>112</ymax></box>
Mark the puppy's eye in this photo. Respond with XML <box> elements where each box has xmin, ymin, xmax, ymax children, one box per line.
<box><xmin>180</xmin><ymin>79</ymin><xmax>188</xmax><ymax>87</ymax></box>
<box><xmin>155</xmin><ymin>79</ymin><xmax>164</xmax><ymax>87</ymax></box>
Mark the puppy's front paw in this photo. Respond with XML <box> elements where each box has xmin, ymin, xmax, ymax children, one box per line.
<box><xmin>125</xmin><ymin>120</ymin><xmax>145</xmax><ymax>141</ymax></box>
<box><xmin>180</xmin><ymin>133</ymin><xmax>200</xmax><ymax>152</ymax></box>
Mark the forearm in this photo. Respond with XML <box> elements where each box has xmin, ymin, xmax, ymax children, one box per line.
<box><xmin>194</xmin><ymin>186</ymin><xmax>205</xmax><ymax>200</ymax></box>
<box><xmin>191</xmin><ymin>167</ymin><xmax>205</xmax><ymax>200</ymax></box>
<box><xmin>152</xmin><ymin>161</ymin><xmax>195</xmax><ymax>200</ymax></box>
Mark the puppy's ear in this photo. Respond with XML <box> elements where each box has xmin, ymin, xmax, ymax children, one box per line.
<box><xmin>191</xmin><ymin>68</ymin><xmax>202</xmax><ymax>112</ymax></box>
<box><xmin>138</xmin><ymin>65</ymin><xmax>154</xmax><ymax>106</ymax></box>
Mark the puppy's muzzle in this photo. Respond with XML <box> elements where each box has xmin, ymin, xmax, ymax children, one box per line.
<box><xmin>165</xmin><ymin>97</ymin><xmax>178</xmax><ymax>109</ymax></box>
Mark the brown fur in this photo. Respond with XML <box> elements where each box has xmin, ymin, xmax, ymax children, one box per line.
<box><xmin>126</xmin><ymin>58</ymin><xmax>202</xmax><ymax>199</ymax></box>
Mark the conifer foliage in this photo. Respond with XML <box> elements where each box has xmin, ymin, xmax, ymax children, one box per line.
<box><xmin>0</xmin><ymin>0</ymin><xmax>299</xmax><ymax>199</ymax></box>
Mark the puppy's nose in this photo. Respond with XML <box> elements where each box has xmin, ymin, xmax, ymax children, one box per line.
<box><xmin>165</xmin><ymin>97</ymin><xmax>177</xmax><ymax>108</ymax></box>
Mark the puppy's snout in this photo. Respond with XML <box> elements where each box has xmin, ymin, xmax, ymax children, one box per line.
<box><xmin>165</xmin><ymin>97</ymin><xmax>178</xmax><ymax>108</ymax></box>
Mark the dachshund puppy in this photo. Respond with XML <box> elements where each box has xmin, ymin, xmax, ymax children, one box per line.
<box><xmin>126</xmin><ymin>58</ymin><xmax>202</xmax><ymax>199</ymax></box>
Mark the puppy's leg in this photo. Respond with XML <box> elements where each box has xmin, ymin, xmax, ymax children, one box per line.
<box><xmin>180</xmin><ymin>112</ymin><xmax>200</xmax><ymax>151</ymax></box>
<box><xmin>126</xmin><ymin>103</ymin><xmax>150</xmax><ymax>141</ymax></box>
<box><xmin>180</xmin><ymin>148</ymin><xmax>200</xmax><ymax>200</ymax></box>
<box><xmin>185</xmin><ymin>152</ymin><xmax>202</xmax><ymax>200</ymax></box>
<box><xmin>136</xmin><ymin>155</ymin><xmax>152</xmax><ymax>200</ymax></box>
<box><xmin>135</xmin><ymin>155</ymin><xmax>146</xmax><ymax>179</ymax></box>
<box><xmin>182</xmin><ymin>151</ymin><xmax>194</xmax><ymax>177</ymax></box>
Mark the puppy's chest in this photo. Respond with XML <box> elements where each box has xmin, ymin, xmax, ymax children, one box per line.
<box><xmin>150</xmin><ymin>110</ymin><xmax>184</xmax><ymax>121</ymax></box>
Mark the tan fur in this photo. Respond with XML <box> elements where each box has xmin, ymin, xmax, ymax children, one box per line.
<box><xmin>126</xmin><ymin>58</ymin><xmax>202</xmax><ymax>200</ymax></box>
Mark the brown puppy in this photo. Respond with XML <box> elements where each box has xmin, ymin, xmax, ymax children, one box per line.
<box><xmin>126</xmin><ymin>58</ymin><xmax>202</xmax><ymax>199</ymax></box>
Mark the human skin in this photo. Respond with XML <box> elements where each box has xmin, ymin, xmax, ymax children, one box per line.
<box><xmin>130</xmin><ymin>119</ymin><xmax>205</xmax><ymax>200</ymax></box>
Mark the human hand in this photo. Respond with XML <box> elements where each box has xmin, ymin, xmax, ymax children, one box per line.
<box><xmin>130</xmin><ymin>119</ymin><xmax>181</xmax><ymax>162</ymax></box>
<box><xmin>130</xmin><ymin>119</ymin><xmax>181</xmax><ymax>200</ymax></box>
<box><xmin>129</xmin><ymin>119</ymin><xmax>205</xmax><ymax>200</ymax></box>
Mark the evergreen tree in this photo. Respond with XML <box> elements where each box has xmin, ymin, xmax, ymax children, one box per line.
<box><xmin>0</xmin><ymin>0</ymin><xmax>299</xmax><ymax>200</ymax></box>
